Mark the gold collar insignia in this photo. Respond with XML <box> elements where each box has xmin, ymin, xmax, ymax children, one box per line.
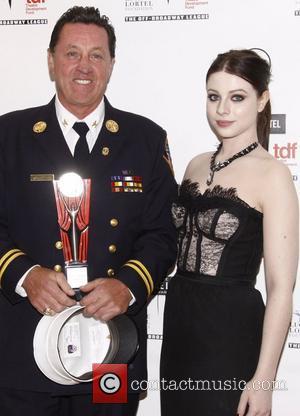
<box><xmin>33</xmin><ymin>121</ymin><xmax>47</xmax><ymax>133</ymax></box>
<box><xmin>105</xmin><ymin>119</ymin><xmax>119</xmax><ymax>133</ymax></box>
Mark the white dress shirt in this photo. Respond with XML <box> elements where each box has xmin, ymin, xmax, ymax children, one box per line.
<box><xmin>55</xmin><ymin>96</ymin><xmax>105</xmax><ymax>155</ymax></box>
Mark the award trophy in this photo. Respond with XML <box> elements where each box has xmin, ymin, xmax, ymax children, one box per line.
<box><xmin>53</xmin><ymin>172</ymin><xmax>91</xmax><ymax>299</ymax></box>
<box><xmin>33</xmin><ymin>172</ymin><xmax>139</xmax><ymax>385</ymax></box>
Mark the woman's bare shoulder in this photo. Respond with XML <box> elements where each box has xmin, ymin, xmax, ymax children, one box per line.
<box><xmin>184</xmin><ymin>152</ymin><xmax>212</xmax><ymax>178</ymax></box>
<box><xmin>251</xmin><ymin>148</ymin><xmax>295</xmax><ymax>204</ymax></box>
<box><xmin>255</xmin><ymin>147</ymin><xmax>292</xmax><ymax>179</ymax></box>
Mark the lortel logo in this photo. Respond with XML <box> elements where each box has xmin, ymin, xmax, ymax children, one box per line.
<box><xmin>270</xmin><ymin>114</ymin><xmax>286</xmax><ymax>134</ymax></box>
<box><xmin>273</xmin><ymin>142</ymin><xmax>297</xmax><ymax>159</ymax></box>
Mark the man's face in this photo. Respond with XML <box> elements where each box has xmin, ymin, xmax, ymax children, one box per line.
<box><xmin>48</xmin><ymin>23</ymin><xmax>115</xmax><ymax>119</ymax></box>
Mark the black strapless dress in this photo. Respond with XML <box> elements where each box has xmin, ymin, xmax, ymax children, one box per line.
<box><xmin>160</xmin><ymin>180</ymin><xmax>265</xmax><ymax>416</ymax></box>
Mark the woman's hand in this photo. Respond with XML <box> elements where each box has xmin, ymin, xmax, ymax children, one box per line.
<box><xmin>237</xmin><ymin>379</ymin><xmax>272</xmax><ymax>416</ymax></box>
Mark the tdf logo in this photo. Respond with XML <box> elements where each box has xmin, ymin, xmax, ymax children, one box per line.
<box><xmin>273</xmin><ymin>143</ymin><xmax>298</xmax><ymax>159</ymax></box>
<box><xmin>8</xmin><ymin>0</ymin><xmax>45</xmax><ymax>7</ymax></box>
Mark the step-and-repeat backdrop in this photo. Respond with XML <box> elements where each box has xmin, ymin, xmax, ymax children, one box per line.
<box><xmin>0</xmin><ymin>1</ymin><xmax>299</xmax><ymax>414</ymax></box>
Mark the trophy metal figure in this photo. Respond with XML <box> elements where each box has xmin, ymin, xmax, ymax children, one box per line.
<box><xmin>53</xmin><ymin>172</ymin><xmax>91</xmax><ymax>296</ymax></box>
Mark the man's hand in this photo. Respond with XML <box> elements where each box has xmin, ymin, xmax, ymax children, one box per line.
<box><xmin>22</xmin><ymin>266</ymin><xmax>76</xmax><ymax>315</ymax></box>
<box><xmin>79</xmin><ymin>278</ymin><xmax>132</xmax><ymax>321</ymax></box>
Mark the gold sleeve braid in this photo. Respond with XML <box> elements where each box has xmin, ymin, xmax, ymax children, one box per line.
<box><xmin>123</xmin><ymin>260</ymin><xmax>154</xmax><ymax>296</ymax></box>
<box><xmin>0</xmin><ymin>249</ymin><xmax>25</xmax><ymax>285</ymax></box>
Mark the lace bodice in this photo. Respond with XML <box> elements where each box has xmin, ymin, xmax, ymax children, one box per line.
<box><xmin>173</xmin><ymin>180</ymin><xmax>263</xmax><ymax>281</ymax></box>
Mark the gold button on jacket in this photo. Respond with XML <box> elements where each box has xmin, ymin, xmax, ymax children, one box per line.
<box><xmin>108</xmin><ymin>244</ymin><xmax>117</xmax><ymax>253</ymax></box>
<box><xmin>110</xmin><ymin>218</ymin><xmax>119</xmax><ymax>227</ymax></box>
<box><xmin>53</xmin><ymin>264</ymin><xmax>62</xmax><ymax>272</ymax></box>
<box><xmin>102</xmin><ymin>147</ymin><xmax>110</xmax><ymax>156</ymax></box>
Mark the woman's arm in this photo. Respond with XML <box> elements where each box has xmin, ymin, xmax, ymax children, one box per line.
<box><xmin>238</xmin><ymin>161</ymin><xmax>299</xmax><ymax>416</ymax></box>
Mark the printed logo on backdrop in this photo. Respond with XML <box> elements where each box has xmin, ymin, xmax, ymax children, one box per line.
<box><xmin>185</xmin><ymin>0</ymin><xmax>208</xmax><ymax>9</ymax></box>
<box><xmin>273</xmin><ymin>142</ymin><xmax>298</xmax><ymax>165</ymax></box>
<box><xmin>158</xmin><ymin>275</ymin><xmax>172</xmax><ymax>296</ymax></box>
<box><xmin>146</xmin><ymin>277</ymin><xmax>171</xmax><ymax>341</ymax></box>
<box><xmin>148</xmin><ymin>333</ymin><xmax>163</xmax><ymax>340</ymax></box>
<box><xmin>270</xmin><ymin>114</ymin><xmax>298</xmax><ymax>181</ymax></box>
<box><xmin>26</xmin><ymin>0</ymin><xmax>47</xmax><ymax>15</ymax></box>
<box><xmin>295</xmin><ymin>0</ymin><xmax>300</xmax><ymax>16</ymax></box>
<box><xmin>125</xmin><ymin>1</ymin><xmax>153</xmax><ymax>12</ymax></box>
<box><xmin>270</xmin><ymin>114</ymin><xmax>286</xmax><ymax>135</ymax></box>
<box><xmin>147</xmin><ymin>301</ymin><xmax>163</xmax><ymax>340</ymax></box>
<box><xmin>0</xmin><ymin>0</ymin><xmax>48</xmax><ymax>25</ymax></box>
<box><xmin>288</xmin><ymin>310</ymin><xmax>300</xmax><ymax>349</ymax></box>
<box><xmin>273</xmin><ymin>140</ymin><xmax>298</xmax><ymax>181</ymax></box>
<box><xmin>124</xmin><ymin>0</ymin><xmax>209</xmax><ymax>22</ymax></box>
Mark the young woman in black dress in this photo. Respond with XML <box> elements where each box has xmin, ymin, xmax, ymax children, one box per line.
<box><xmin>160</xmin><ymin>49</ymin><xmax>298</xmax><ymax>416</ymax></box>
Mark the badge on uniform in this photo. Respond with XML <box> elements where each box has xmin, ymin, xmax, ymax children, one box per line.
<box><xmin>105</xmin><ymin>119</ymin><xmax>119</xmax><ymax>133</ymax></box>
<box><xmin>33</xmin><ymin>121</ymin><xmax>47</xmax><ymax>133</ymax></box>
<box><xmin>111</xmin><ymin>172</ymin><xmax>143</xmax><ymax>193</ymax></box>
<box><xmin>163</xmin><ymin>137</ymin><xmax>174</xmax><ymax>176</ymax></box>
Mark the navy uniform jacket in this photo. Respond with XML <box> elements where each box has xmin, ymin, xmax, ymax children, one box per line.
<box><xmin>0</xmin><ymin>97</ymin><xmax>177</xmax><ymax>394</ymax></box>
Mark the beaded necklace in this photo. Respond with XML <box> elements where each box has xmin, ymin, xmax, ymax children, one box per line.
<box><xmin>206</xmin><ymin>141</ymin><xmax>258</xmax><ymax>186</ymax></box>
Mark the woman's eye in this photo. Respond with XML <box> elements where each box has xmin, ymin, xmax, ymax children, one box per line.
<box><xmin>207</xmin><ymin>94</ymin><xmax>219</xmax><ymax>102</ymax></box>
<box><xmin>231</xmin><ymin>95</ymin><xmax>245</xmax><ymax>102</ymax></box>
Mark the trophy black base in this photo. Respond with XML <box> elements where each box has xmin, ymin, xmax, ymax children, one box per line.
<box><xmin>72</xmin><ymin>288</ymin><xmax>85</xmax><ymax>302</ymax></box>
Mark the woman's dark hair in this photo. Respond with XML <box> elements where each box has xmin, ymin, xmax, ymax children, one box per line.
<box><xmin>49</xmin><ymin>6</ymin><xmax>116</xmax><ymax>58</ymax></box>
<box><xmin>206</xmin><ymin>49</ymin><xmax>271</xmax><ymax>150</ymax></box>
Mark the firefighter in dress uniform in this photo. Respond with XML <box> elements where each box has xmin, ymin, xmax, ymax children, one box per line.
<box><xmin>0</xmin><ymin>6</ymin><xmax>177</xmax><ymax>416</ymax></box>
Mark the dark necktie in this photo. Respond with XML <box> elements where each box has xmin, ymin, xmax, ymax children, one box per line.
<box><xmin>73</xmin><ymin>122</ymin><xmax>89</xmax><ymax>164</ymax></box>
